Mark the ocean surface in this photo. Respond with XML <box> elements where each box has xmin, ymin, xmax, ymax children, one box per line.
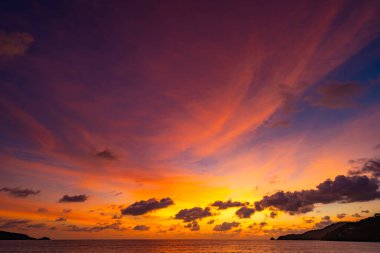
<box><xmin>0</xmin><ymin>240</ymin><xmax>379</xmax><ymax>253</ymax></box>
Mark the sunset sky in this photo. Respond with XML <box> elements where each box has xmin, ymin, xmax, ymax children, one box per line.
<box><xmin>0</xmin><ymin>0</ymin><xmax>380</xmax><ymax>239</ymax></box>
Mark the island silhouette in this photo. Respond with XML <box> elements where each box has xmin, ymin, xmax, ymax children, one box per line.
<box><xmin>277</xmin><ymin>213</ymin><xmax>380</xmax><ymax>242</ymax></box>
<box><xmin>0</xmin><ymin>231</ymin><xmax>50</xmax><ymax>240</ymax></box>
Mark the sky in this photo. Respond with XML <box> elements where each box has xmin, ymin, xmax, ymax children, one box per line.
<box><xmin>0</xmin><ymin>0</ymin><xmax>380</xmax><ymax>239</ymax></box>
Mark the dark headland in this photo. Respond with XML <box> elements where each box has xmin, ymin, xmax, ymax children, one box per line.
<box><xmin>277</xmin><ymin>214</ymin><xmax>380</xmax><ymax>242</ymax></box>
<box><xmin>0</xmin><ymin>231</ymin><xmax>50</xmax><ymax>240</ymax></box>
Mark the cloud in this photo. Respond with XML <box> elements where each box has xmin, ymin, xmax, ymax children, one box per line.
<box><xmin>121</xmin><ymin>197</ymin><xmax>174</xmax><ymax>216</ymax></box>
<box><xmin>269</xmin><ymin>210</ymin><xmax>278</xmax><ymax>219</ymax></box>
<box><xmin>0</xmin><ymin>218</ymin><xmax>30</xmax><ymax>229</ymax></box>
<box><xmin>270</xmin><ymin>119</ymin><xmax>290</xmax><ymax>128</ymax></box>
<box><xmin>66</xmin><ymin>221</ymin><xmax>125</xmax><ymax>232</ymax></box>
<box><xmin>207</xmin><ymin>219</ymin><xmax>215</xmax><ymax>224</ymax></box>
<box><xmin>96</xmin><ymin>149</ymin><xmax>117</xmax><ymax>160</ymax></box>
<box><xmin>361</xmin><ymin>210</ymin><xmax>370</xmax><ymax>213</ymax></box>
<box><xmin>352</xmin><ymin>213</ymin><xmax>361</xmax><ymax>218</ymax></box>
<box><xmin>210</xmin><ymin>200</ymin><xmax>247</xmax><ymax>210</ymax></box>
<box><xmin>55</xmin><ymin>217</ymin><xmax>67</xmax><ymax>222</ymax></box>
<box><xmin>254</xmin><ymin>174</ymin><xmax>380</xmax><ymax>214</ymax></box>
<box><xmin>133</xmin><ymin>225</ymin><xmax>150</xmax><ymax>231</ymax></box>
<box><xmin>248</xmin><ymin>222</ymin><xmax>268</xmax><ymax>230</ymax></box>
<box><xmin>303</xmin><ymin>217</ymin><xmax>314</xmax><ymax>223</ymax></box>
<box><xmin>174</xmin><ymin>207</ymin><xmax>212</xmax><ymax>222</ymax></box>
<box><xmin>27</xmin><ymin>223</ymin><xmax>47</xmax><ymax>229</ymax></box>
<box><xmin>306</xmin><ymin>81</ymin><xmax>365</xmax><ymax>109</ymax></box>
<box><xmin>235</xmin><ymin>206</ymin><xmax>255</xmax><ymax>218</ymax></box>
<box><xmin>184</xmin><ymin>221</ymin><xmax>200</xmax><ymax>231</ymax></box>
<box><xmin>59</xmin><ymin>194</ymin><xmax>88</xmax><ymax>203</ymax></box>
<box><xmin>213</xmin><ymin>222</ymin><xmax>240</xmax><ymax>231</ymax></box>
<box><xmin>336</xmin><ymin>213</ymin><xmax>347</xmax><ymax>219</ymax></box>
<box><xmin>63</xmin><ymin>208</ymin><xmax>72</xmax><ymax>213</ymax></box>
<box><xmin>0</xmin><ymin>31</ymin><xmax>34</xmax><ymax>57</ymax></box>
<box><xmin>0</xmin><ymin>187</ymin><xmax>40</xmax><ymax>198</ymax></box>
<box><xmin>37</xmin><ymin>208</ymin><xmax>48</xmax><ymax>213</ymax></box>
<box><xmin>349</xmin><ymin>159</ymin><xmax>380</xmax><ymax>178</ymax></box>
<box><xmin>315</xmin><ymin>216</ymin><xmax>333</xmax><ymax>228</ymax></box>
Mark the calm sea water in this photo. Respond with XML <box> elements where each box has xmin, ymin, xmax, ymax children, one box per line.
<box><xmin>0</xmin><ymin>240</ymin><xmax>379</xmax><ymax>253</ymax></box>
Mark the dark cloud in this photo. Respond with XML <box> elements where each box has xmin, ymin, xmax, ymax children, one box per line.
<box><xmin>349</xmin><ymin>159</ymin><xmax>380</xmax><ymax>178</ymax></box>
<box><xmin>213</xmin><ymin>222</ymin><xmax>240</xmax><ymax>231</ymax></box>
<box><xmin>269</xmin><ymin>210</ymin><xmax>278</xmax><ymax>219</ymax></box>
<box><xmin>96</xmin><ymin>149</ymin><xmax>117</xmax><ymax>160</ymax></box>
<box><xmin>374</xmin><ymin>144</ymin><xmax>380</xmax><ymax>150</ymax></box>
<box><xmin>55</xmin><ymin>217</ymin><xmax>67</xmax><ymax>222</ymax></box>
<box><xmin>0</xmin><ymin>187</ymin><xmax>40</xmax><ymax>198</ymax></box>
<box><xmin>66</xmin><ymin>221</ymin><xmax>125</xmax><ymax>232</ymax></box>
<box><xmin>168</xmin><ymin>225</ymin><xmax>178</xmax><ymax>232</ymax></box>
<box><xmin>133</xmin><ymin>225</ymin><xmax>150</xmax><ymax>231</ymax></box>
<box><xmin>121</xmin><ymin>197</ymin><xmax>174</xmax><ymax>216</ymax></box>
<box><xmin>112</xmin><ymin>214</ymin><xmax>122</xmax><ymax>220</ymax></box>
<box><xmin>336</xmin><ymin>213</ymin><xmax>347</xmax><ymax>219</ymax></box>
<box><xmin>306</xmin><ymin>81</ymin><xmax>365</xmax><ymax>109</ymax></box>
<box><xmin>235</xmin><ymin>206</ymin><xmax>255</xmax><ymax>218</ymax></box>
<box><xmin>37</xmin><ymin>208</ymin><xmax>48</xmax><ymax>213</ymax></box>
<box><xmin>352</xmin><ymin>213</ymin><xmax>361</xmax><ymax>218</ymax></box>
<box><xmin>248</xmin><ymin>222</ymin><xmax>268</xmax><ymax>230</ymax></box>
<box><xmin>315</xmin><ymin>216</ymin><xmax>333</xmax><ymax>228</ymax></box>
<box><xmin>361</xmin><ymin>210</ymin><xmax>370</xmax><ymax>213</ymax></box>
<box><xmin>184</xmin><ymin>221</ymin><xmax>200</xmax><ymax>231</ymax></box>
<box><xmin>210</xmin><ymin>200</ymin><xmax>247</xmax><ymax>210</ymax></box>
<box><xmin>254</xmin><ymin>175</ymin><xmax>380</xmax><ymax>214</ymax></box>
<box><xmin>174</xmin><ymin>207</ymin><xmax>212</xmax><ymax>222</ymax></box>
<box><xmin>0</xmin><ymin>31</ymin><xmax>34</xmax><ymax>57</ymax></box>
<box><xmin>27</xmin><ymin>223</ymin><xmax>47</xmax><ymax>229</ymax></box>
<box><xmin>59</xmin><ymin>194</ymin><xmax>88</xmax><ymax>203</ymax></box>
<box><xmin>0</xmin><ymin>218</ymin><xmax>30</xmax><ymax>229</ymax></box>
<box><xmin>207</xmin><ymin>219</ymin><xmax>215</xmax><ymax>224</ymax></box>
<box><xmin>63</xmin><ymin>208</ymin><xmax>72</xmax><ymax>213</ymax></box>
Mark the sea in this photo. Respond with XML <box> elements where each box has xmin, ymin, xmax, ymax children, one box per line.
<box><xmin>0</xmin><ymin>240</ymin><xmax>379</xmax><ymax>253</ymax></box>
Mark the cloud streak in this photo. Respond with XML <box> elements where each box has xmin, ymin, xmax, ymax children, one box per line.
<box><xmin>306</xmin><ymin>81</ymin><xmax>365</xmax><ymax>109</ymax></box>
<box><xmin>59</xmin><ymin>194</ymin><xmax>88</xmax><ymax>203</ymax></box>
<box><xmin>96</xmin><ymin>149</ymin><xmax>117</xmax><ymax>160</ymax></box>
<box><xmin>0</xmin><ymin>187</ymin><xmax>40</xmax><ymax>198</ymax></box>
<box><xmin>210</xmin><ymin>200</ymin><xmax>247</xmax><ymax>210</ymax></box>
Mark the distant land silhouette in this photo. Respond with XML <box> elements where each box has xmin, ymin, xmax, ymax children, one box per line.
<box><xmin>277</xmin><ymin>214</ymin><xmax>380</xmax><ymax>242</ymax></box>
<box><xmin>0</xmin><ymin>231</ymin><xmax>50</xmax><ymax>240</ymax></box>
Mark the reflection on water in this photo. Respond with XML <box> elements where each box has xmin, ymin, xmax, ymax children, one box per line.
<box><xmin>0</xmin><ymin>240</ymin><xmax>379</xmax><ymax>253</ymax></box>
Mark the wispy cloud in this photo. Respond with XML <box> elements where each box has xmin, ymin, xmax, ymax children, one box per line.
<box><xmin>0</xmin><ymin>187</ymin><xmax>40</xmax><ymax>198</ymax></box>
<box><xmin>0</xmin><ymin>31</ymin><xmax>33</xmax><ymax>57</ymax></box>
